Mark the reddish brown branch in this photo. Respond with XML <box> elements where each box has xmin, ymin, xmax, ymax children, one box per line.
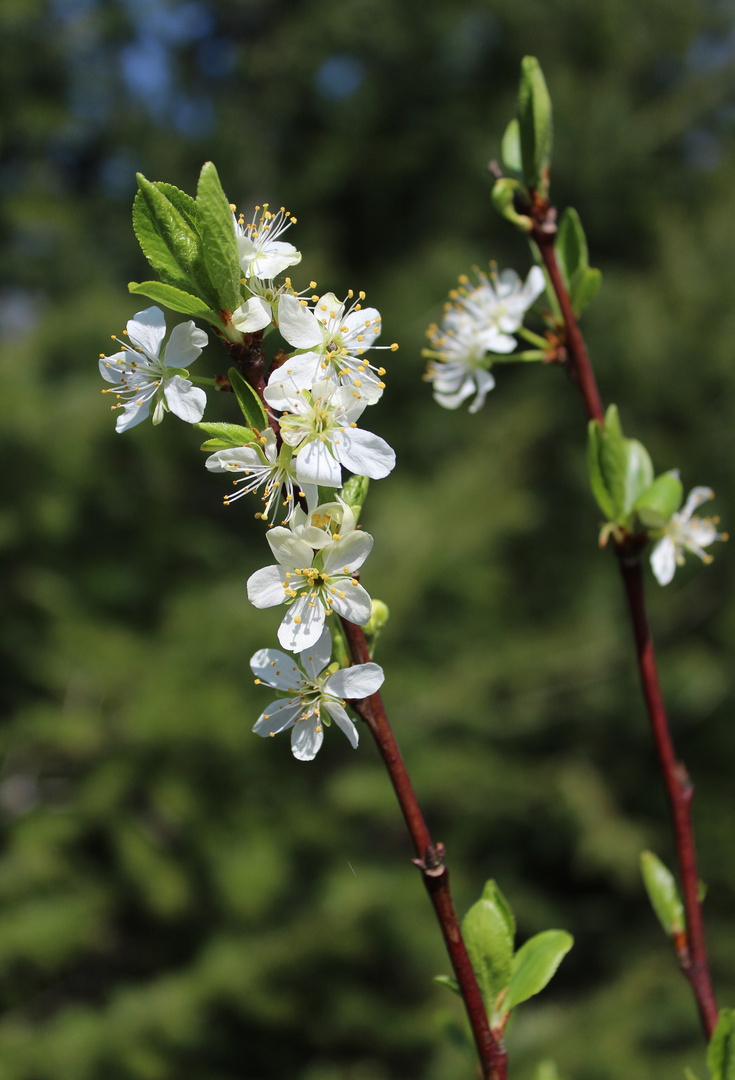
<box><xmin>531</xmin><ymin>224</ymin><xmax>605</xmax><ymax>424</ymax></box>
<box><xmin>532</xmin><ymin>204</ymin><xmax>718</xmax><ymax>1037</ymax></box>
<box><xmin>617</xmin><ymin>555</ymin><xmax>718</xmax><ymax>1037</ymax></box>
<box><xmin>340</xmin><ymin>617</ymin><xmax>508</xmax><ymax>1080</ymax></box>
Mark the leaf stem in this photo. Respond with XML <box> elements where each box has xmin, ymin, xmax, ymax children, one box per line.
<box><xmin>530</xmin><ymin>205</ymin><xmax>718</xmax><ymax>1038</ymax></box>
<box><xmin>339</xmin><ymin>616</ymin><xmax>509</xmax><ymax>1080</ymax></box>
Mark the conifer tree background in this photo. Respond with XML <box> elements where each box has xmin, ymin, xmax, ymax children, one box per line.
<box><xmin>2</xmin><ymin>1</ymin><xmax>735</xmax><ymax>1077</ymax></box>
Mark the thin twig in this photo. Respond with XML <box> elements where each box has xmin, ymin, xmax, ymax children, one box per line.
<box><xmin>530</xmin><ymin>212</ymin><xmax>718</xmax><ymax>1038</ymax></box>
<box><xmin>340</xmin><ymin>616</ymin><xmax>509</xmax><ymax>1080</ymax></box>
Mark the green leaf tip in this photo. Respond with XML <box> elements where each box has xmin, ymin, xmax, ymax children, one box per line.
<box><xmin>640</xmin><ymin>851</ymin><xmax>685</xmax><ymax>938</ymax></box>
<box><xmin>504</xmin><ymin>929</ymin><xmax>573</xmax><ymax>1012</ymax></box>
<box><xmin>707</xmin><ymin>1009</ymin><xmax>735</xmax><ymax>1080</ymax></box>
<box><xmin>462</xmin><ymin>882</ymin><xmax>515</xmax><ymax>1009</ymax></box>
<box><xmin>517</xmin><ymin>56</ymin><xmax>553</xmax><ymax>197</ymax></box>
<box><xmin>228</xmin><ymin>367</ymin><xmax>269</xmax><ymax>431</ymax></box>
<box><xmin>196</xmin><ymin>161</ymin><xmax>241</xmax><ymax>314</ymax></box>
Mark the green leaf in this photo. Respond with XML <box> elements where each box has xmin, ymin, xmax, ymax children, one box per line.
<box><xmin>555</xmin><ymin>208</ymin><xmax>588</xmax><ymax>289</ymax></box>
<box><xmin>504</xmin><ymin>929</ymin><xmax>573</xmax><ymax>1012</ymax></box>
<box><xmin>155</xmin><ymin>182</ymin><xmax>199</xmax><ymax>231</ymax></box>
<box><xmin>707</xmin><ymin>1009</ymin><xmax>735</xmax><ymax>1080</ymax></box>
<box><xmin>195</xmin><ymin>422</ymin><xmax>260</xmax><ymax>450</ymax></box>
<box><xmin>599</xmin><ymin>404</ymin><xmax>629</xmax><ymax>520</ymax></box>
<box><xmin>128</xmin><ymin>281</ymin><xmax>219</xmax><ymax>323</ymax></box>
<box><xmin>587</xmin><ymin>420</ymin><xmax>615</xmax><ymax>520</ymax></box>
<box><xmin>622</xmin><ymin>439</ymin><xmax>655</xmax><ymax>517</ymax></box>
<box><xmin>134</xmin><ymin>174</ymin><xmax>216</xmax><ymax>307</ymax></box>
<box><xmin>570</xmin><ymin>266</ymin><xmax>602</xmax><ymax>315</ymax></box>
<box><xmin>517</xmin><ymin>56</ymin><xmax>553</xmax><ymax>195</ymax></box>
<box><xmin>480</xmin><ymin>879</ymin><xmax>516</xmax><ymax>943</ymax></box>
<box><xmin>501</xmin><ymin>118</ymin><xmax>522</xmax><ymax>176</ymax></box>
<box><xmin>133</xmin><ymin>192</ymin><xmax>195</xmax><ymax>293</ymax></box>
<box><xmin>196</xmin><ymin>162</ymin><xmax>241</xmax><ymax>315</ymax></box>
<box><xmin>461</xmin><ymin>885</ymin><xmax>515</xmax><ymax>1009</ymax></box>
<box><xmin>228</xmin><ymin>367</ymin><xmax>269</xmax><ymax>430</ymax></box>
<box><xmin>634</xmin><ymin>471</ymin><xmax>684</xmax><ymax>529</ymax></box>
<box><xmin>433</xmin><ymin>974</ymin><xmax>460</xmax><ymax>996</ymax></box>
<box><xmin>640</xmin><ymin>851</ymin><xmax>685</xmax><ymax>937</ymax></box>
<box><xmin>491</xmin><ymin>178</ymin><xmax>532</xmax><ymax>233</ymax></box>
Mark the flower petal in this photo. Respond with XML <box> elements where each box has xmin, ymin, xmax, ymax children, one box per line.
<box><xmin>164</xmin><ymin>376</ymin><xmax>206</xmax><ymax>424</ymax></box>
<box><xmin>328</xmin><ymin>662</ymin><xmax>384</xmax><ymax>700</ymax></box>
<box><xmin>247</xmin><ymin>565</ymin><xmax>289</xmax><ymax>608</ymax></box>
<box><xmin>165</xmin><ymin>320</ymin><xmax>208</xmax><ymax>367</ymax></box>
<box><xmin>266</xmin><ymin>528</ymin><xmax>315</xmax><ymax>569</ymax></box>
<box><xmin>322</xmin><ymin>532</ymin><xmax>374</xmax><ymax>575</ymax></box>
<box><xmin>335</xmin><ymin>427</ymin><xmax>396</xmax><ymax>480</ymax></box>
<box><xmin>232</xmin><ymin>296</ymin><xmax>273</xmax><ymax>333</ymax></box>
<box><xmin>126</xmin><ymin>306</ymin><xmax>167</xmax><ymax>360</ymax></box>
<box><xmin>290</xmin><ymin>715</ymin><xmax>323</xmax><ymax>760</ymax></box>
<box><xmin>277</xmin><ymin>294</ymin><xmax>323</xmax><ymax>348</ymax></box>
<box><xmin>253</xmin><ymin>698</ymin><xmax>302</xmax><ymax>736</ymax></box>
<box><xmin>468</xmin><ymin>369</ymin><xmax>496</xmax><ymax>413</ymax></box>
<box><xmin>323</xmin><ymin>700</ymin><xmax>359</xmax><ymax>749</ymax></box>
<box><xmin>295</xmin><ymin>438</ymin><xmax>343</xmax><ymax>487</ymax></box>
<box><xmin>250</xmin><ymin>647</ymin><xmax>304</xmax><ymax>690</ymax></box>
<box><xmin>278</xmin><ymin>593</ymin><xmax>325</xmax><ymax>652</ymax></box>
<box><xmin>299</xmin><ymin>627</ymin><xmax>332</xmax><ymax>681</ymax></box>
<box><xmin>329</xmin><ymin>581</ymin><xmax>372</xmax><ymax>625</ymax></box>
<box><xmin>679</xmin><ymin>487</ymin><xmax>714</xmax><ymax>521</ymax></box>
<box><xmin>651</xmin><ymin>536</ymin><xmax>676</xmax><ymax>585</ymax></box>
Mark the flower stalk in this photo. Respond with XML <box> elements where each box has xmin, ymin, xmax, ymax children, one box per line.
<box><xmin>530</xmin><ymin>205</ymin><xmax>718</xmax><ymax>1039</ymax></box>
<box><xmin>339</xmin><ymin>616</ymin><xmax>509</xmax><ymax>1080</ymax></box>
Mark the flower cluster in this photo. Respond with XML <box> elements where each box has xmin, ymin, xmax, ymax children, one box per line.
<box><xmin>423</xmin><ymin>264</ymin><xmax>545</xmax><ymax>413</ymax></box>
<box><xmin>101</xmin><ymin>191</ymin><xmax>390</xmax><ymax>761</ymax></box>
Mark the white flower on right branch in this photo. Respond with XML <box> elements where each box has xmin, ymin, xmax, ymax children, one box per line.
<box><xmin>650</xmin><ymin>486</ymin><xmax>728</xmax><ymax>585</ymax></box>
<box><xmin>251</xmin><ymin>627</ymin><xmax>384</xmax><ymax>761</ymax></box>
<box><xmin>423</xmin><ymin>264</ymin><xmax>545</xmax><ymax>413</ymax></box>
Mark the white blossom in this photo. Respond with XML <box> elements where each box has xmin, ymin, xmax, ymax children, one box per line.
<box><xmin>274</xmin><ymin>291</ymin><xmax>396</xmax><ymax>403</ymax></box>
<box><xmin>234</xmin><ymin>203</ymin><xmax>301</xmax><ymax>280</ymax></box>
<box><xmin>423</xmin><ymin>315</ymin><xmax>496</xmax><ymax>413</ymax></box>
<box><xmin>205</xmin><ymin>429</ymin><xmax>317</xmax><ymax>524</ymax></box>
<box><xmin>650</xmin><ymin>487</ymin><xmax>727</xmax><ymax>585</ymax></box>
<box><xmin>423</xmin><ymin>264</ymin><xmax>545</xmax><ymax>413</ymax></box>
<box><xmin>99</xmin><ymin>307</ymin><xmax>208</xmax><ymax>432</ymax></box>
<box><xmin>247</xmin><ymin>524</ymin><xmax>373</xmax><ymax>652</ymax></box>
<box><xmin>231</xmin><ymin>276</ymin><xmax>317</xmax><ymax>334</ymax></box>
<box><xmin>446</xmin><ymin>265</ymin><xmax>546</xmax><ymax>348</ymax></box>
<box><xmin>264</xmin><ymin>377</ymin><xmax>395</xmax><ymax>488</ymax></box>
<box><xmin>251</xmin><ymin>627</ymin><xmax>384</xmax><ymax>761</ymax></box>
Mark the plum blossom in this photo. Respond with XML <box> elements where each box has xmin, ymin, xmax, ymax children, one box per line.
<box><xmin>231</xmin><ymin>276</ymin><xmax>318</xmax><ymax>334</ymax></box>
<box><xmin>650</xmin><ymin>486</ymin><xmax>727</xmax><ymax>585</ymax></box>
<box><xmin>264</xmin><ymin>377</ymin><xmax>395</xmax><ymax>488</ymax></box>
<box><xmin>234</xmin><ymin>203</ymin><xmax>301</xmax><ymax>280</ymax></box>
<box><xmin>99</xmin><ymin>306</ymin><xmax>207</xmax><ymax>432</ymax></box>
<box><xmin>205</xmin><ymin>428</ymin><xmax>317</xmax><ymax>524</ymax></box>
<box><xmin>423</xmin><ymin>315</ymin><xmax>496</xmax><ymax>413</ymax></box>
<box><xmin>424</xmin><ymin>264</ymin><xmax>545</xmax><ymax>413</ymax></box>
<box><xmin>274</xmin><ymin>291</ymin><xmax>396</xmax><ymax>403</ymax></box>
<box><xmin>251</xmin><ymin>627</ymin><xmax>384</xmax><ymax>760</ymax></box>
<box><xmin>247</xmin><ymin>522</ymin><xmax>374</xmax><ymax>652</ymax></box>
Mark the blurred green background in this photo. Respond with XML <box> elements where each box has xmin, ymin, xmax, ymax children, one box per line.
<box><xmin>2</xmin><ymin>1</ymin><xmax>735</xmax><ymax>1077</ymax></box>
